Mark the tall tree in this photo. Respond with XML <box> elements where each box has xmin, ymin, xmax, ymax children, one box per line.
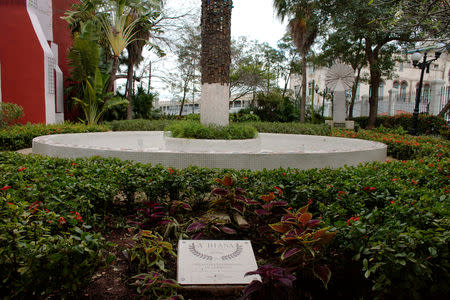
<box><xmin>323</xmin><ymin>0</ymin><xmax>418</xmax><ymax>128</ymax></box>
<box><xmin>200</xmin><ymin>0</ymin><xmax>233</xmax><ymax>126</ymax></box>
<box><xmin>273</xmin><ymin>0</ymin><xmax>320</xmax><ymax>122</ymax></box>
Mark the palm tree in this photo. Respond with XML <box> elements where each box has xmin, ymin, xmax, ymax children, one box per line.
<box><xmin>200</xmin><ymin>0</ymin><xmax>233</xmax><ymax>126</ymax></box>
<box><xmin>273</xmin><ymin>0</ymin><xmax>319</xmax><ymax>123</ymax></box>
<box><xmin>124</xmin><ymin>0</ymin><xmax>163</xmax><ymax>119</ymax></box>
<box><xmin>99</xmin><ymin>0</ymin><xmax>140</xmax><ymax>94</ymax></box>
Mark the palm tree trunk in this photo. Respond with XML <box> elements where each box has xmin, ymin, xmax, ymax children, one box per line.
<box><xmin>126</xmin><ymin>62</ymin><xmax>134</xmax><ymax>120</ymax></box>
<box><xmin>200</xmin><ymin>0</ymin><xmax>232</xmax><ymax>126</ymax></box>
<box><xmin>107</xmin><ymin>56</ymin><xmax>119</xmax><ymax>95</ymax></box>
<box><xmin>300</xmin><ymin>50</ymin><xmax>307</xmax><ymax>123</ymax></box>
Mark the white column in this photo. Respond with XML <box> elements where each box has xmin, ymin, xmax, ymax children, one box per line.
<box><xmin>388</xmin><ymin>88</ymin><xmax>398</xmax><ymax>116</ymax></box>
<box><xmin>429</xmin><ymin>79</ymin><xmax>445</xmax><ymax>115</ymax></box>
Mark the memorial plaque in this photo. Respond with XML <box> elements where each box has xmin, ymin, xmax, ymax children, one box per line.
<box><xmin>333</xmin><ymin>122</ymin><xmax>346</xmax><ymax>128</ymax></box>
<box><xmin>177</xmin><ymin>240</ymin><xmax>260</xmax><ymax>285</ymax></box>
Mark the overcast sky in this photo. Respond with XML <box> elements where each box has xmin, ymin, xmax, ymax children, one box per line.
<box><xmin>131</xmin><ymin>0</ymin><xmax>288</xmax><ymax>100</ymax></box>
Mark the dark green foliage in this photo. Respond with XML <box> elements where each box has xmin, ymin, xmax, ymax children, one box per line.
<box><xmin>253</xmin><ymin>91</ymin><xmax>299</xmax><ymax>122</ymax></box>
<box><xmin>107</xmin><ymin>119</ymin><xmax>174</xmax><ymax>131</ymax></box>
<box><xmin>133</xmin><ymin>87</ymin><xmax>156</xmax><ymax>119</ymax></box>
<box><xmin>352</xmin><ymin>114</ymin><xmax>448</xmax><ymax>138</ymax></box>
<box><xmin>166</xmin><ymin>121</ymin><xmax>257</xmax><ymax>140</ymax></box>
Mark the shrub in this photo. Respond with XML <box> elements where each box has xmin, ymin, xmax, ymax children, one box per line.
<box><xmin>166</xmin><ymin>121</ymin><xmax>257</xmax><ymax>140</ymax></box>
<box><xmin>0</xmin><ymin>194</ymin><xmax>111</xmax><ymax>298</ymax></box>
<box><xmin>0</xmin><ymin>123</ymin><xmax>109</xmax><ymax>151</ymax></box>
<box><xmin>352</xmin><ymin>114</ymin><xmax>448</xmax><ymax>138</ymax></box>
<box><xmin>248</xmin><ymin>121</ymin><xmax>331</xmax><ymax>136</ymax></box>
<box><xmin>230</xmin><ymin>109</ymin><xmax>261</xmax><ymax>122</ymax></box>
<box><xmin>0</xmin><ymin>102</ymin><xmax>24</xmax><ymax>128</ymax></box>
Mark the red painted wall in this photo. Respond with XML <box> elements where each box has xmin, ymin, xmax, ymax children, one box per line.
<box><xmin>53</xmin><ymin>0</ymin><xmax>79</xmax><ymax>120</ymax></box>
<box><xmin>0</xmin><ymin>1</ymin><xmax>46</xmax><ymax>123</ymax></box>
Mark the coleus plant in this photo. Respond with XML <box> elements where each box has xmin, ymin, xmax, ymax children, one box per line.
<box><xmin>186</xmin><ymin>217</ymin><xmax>238</xmax><ymax>240</ymax></box>
<box><xmin>255</xmin><ymin>188</ymin><xmax>287</xmax><ymax>217</ymax></box>
<box><xmin>239</xmin><ymin>264</ymin><xmax>296</xmax><ymax>300</ymax></box>
<box><xmin>270</xmin><ymin>202</ymin><xmax>336</xmax><ymax>288</ymax></box>
<box><xmin>128</xmin><ymin>200</ymin><xmax>172</xmax><ymax>229</ymax></box>
<box><xmin>210</xmin><ymin>174</ymin><xmax>258</xmax><ymax>222</ymax></box>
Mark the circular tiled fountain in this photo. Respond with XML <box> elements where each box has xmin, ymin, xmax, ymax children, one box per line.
<box><xmin>32</xmin><ymin>131</ymin><xmax>387</xmax><ymax>170</ymax></box>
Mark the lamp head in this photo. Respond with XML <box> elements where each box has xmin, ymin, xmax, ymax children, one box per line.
<box><xmin>435</xmin><ymin>51</ymin><xmax>441</xmax><ymax>59</ymax></box>
<box><xmin>411</xmin><ymin>51</ymin><xmax>422</xmax><ymax>66</ymax></box>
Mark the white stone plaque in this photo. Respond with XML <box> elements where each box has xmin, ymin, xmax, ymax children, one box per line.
<box><xmin>177</xmin><ymin>240</ymin><xmax>260</xmax><ymax>285</ymax></box>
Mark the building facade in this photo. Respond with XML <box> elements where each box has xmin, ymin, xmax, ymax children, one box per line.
<box><xmin>290</xmin><ymin>50</ymin><xmax>450</xmax><ymax>119</ymax></box>
<box><xmin>0</xmin><ymin>0</ymin><xmax>75</xmax><ymax>124</ymax></box>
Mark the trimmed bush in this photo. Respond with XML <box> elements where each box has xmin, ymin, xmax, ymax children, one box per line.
<box><xmin>0</xmin><ymin>123</ymin><xmax>109</xmax><ymax>151</ymax></box>
<box><xmin>352</xmin><ymin>114</ymin><xmax>448</xmax><ymax>138</ymax></box>
<box><xmin>166</xmin><ymin>121</ymin><xmax>257</xmax><ymax>140</ymax></box>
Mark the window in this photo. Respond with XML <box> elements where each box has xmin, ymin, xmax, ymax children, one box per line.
<box><xmin>378</xmin><ymin>81</ymin><xmax>385</xmax><ymax>99</ymax></box>
<box><xmin>400</xmin><ymin>82</ymin><xmax>408</xmax><ymax>102</ymax></box>
<box><xmin>399</xmin><ymin>63</ymin><xmax>403</xmax><ymax>72</ymax></box>
<box><xmin>308</xmin><ymin>82</ymin><xmax>312</xmax><ymax>96</ymax></box>
<box><xmin>393</xmin><ymin>81</ymin><xmax>399</xmax><ymax>89</ymax></box>
<box><xmin>423</xmin><ymin>84</ymin><xmax>431</xmax><ymax>104</ymax></box>
<box><xmin>294</xmin><ymin>85</ymin><xmax>300</xmax><ymax>96</ymax></box>
<box><xmin>433</xmin><ymin>64</ymin><xmax>439</xmax><ymax>70</ymax></box>
<box><xmin>309</xmin><ymin>65</ymin><xmax>315</xmax><ymax>74</ymax></box>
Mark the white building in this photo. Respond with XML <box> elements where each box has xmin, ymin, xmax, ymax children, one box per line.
<box><xmin>290</xmin><ymin>49</ymin><xmax>450</xmax><ymax>118</ymax></box>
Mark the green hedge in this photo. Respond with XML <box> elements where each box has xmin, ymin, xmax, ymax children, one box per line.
<box><xmin>0</xmin><ymin>123</ymin><xmax>109</xmax><ymax>151</ymax></box>
<box><xmin>0</xmin><ymin>151</ymin><xmax>448</xmax><ymax>299</ymax></box>
<box><xmin>107</xmin><ymin>119</ymin><xmax>331</xmax><ymax>137</ymax></box>
<box><xmin>352</xmin><ymin>114</ymin><xmax>449</xmax><ymax>138</ymax></box>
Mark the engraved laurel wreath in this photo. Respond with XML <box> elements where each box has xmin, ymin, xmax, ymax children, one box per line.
<box><xmin>188</xmin><ymin>243</ymin><xmax>243</xmax><ymax>261</ymax></box>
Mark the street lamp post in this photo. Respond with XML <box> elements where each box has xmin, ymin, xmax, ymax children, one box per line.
<box><xmin>410</xmin><ymin>51</ymin><xmax>441</xmax><ymax>135</ymax></box>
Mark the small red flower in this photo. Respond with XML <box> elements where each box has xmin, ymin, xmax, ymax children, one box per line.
<box><xmin>168</xmin><ymin>168</ymin><xmax>175</xmax><ymax>175</ymax></box>
<box><xmin>390</xmin><ymin>201</ymin><xmax>395</xmax><ymax>204</ymax></box>
<box><xmin>148</xmin><ymin>179</ymin><xmax>152</xmax><ymax>182</ymax></box>
<box><xmin>7</xmin><ymin>202</ymin><xmax>14</xmax><ymax>205</ymax></box>
<box><xmin>17</xmin><ymin>167</ymin><xmax>27</xmax><ymax>172</ymax></box>
<box><xmin>392</xmin><ymin>178</ymin><xmax>398</xmax><ymax>182</ymax></box>
<box><xmin>58</xmin><ymin>217</ymin><xmax>66</xmax><ymax>224</ymax></box>
<box><xmin>338</xmin><ymin>191</ymin><xmax>346</xmax><ymax>194</ymax></box>
<box><xmin>1</xmin><ymin>186</ymin><xmax>11</xmax><ymax>191</ymax></box>
<box><xmin>274</xmin><ymin>186</ymin><xmax>283</xmax><ymax>195</ymax></box>
<box><xmin>307</xmin><ymin>199</ymin><xmax>313</xmax><ymax>205</ymax></box>
<box><xmin>282</xmin><ymin>172</ymin><xmax>286</xmax><ymax>176</ymax></box>
<box><xmin>428</xmin><ymin>163</ymin><xmax>434</xmax><ymax>167</ymax></box>
<box><xmin>71</xmin><ymin>163</ymin><xmax>77</xmax><ymax>166</ymax></box>
<box><xmin>243</xmin><ymin>177</ymin><xmax>248</xmax><ymax>180</ymax></box>
<box><xmin>411</xmin><ymin>179</ymin><xmax>418</xmax><ymax>185</ymax></box>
